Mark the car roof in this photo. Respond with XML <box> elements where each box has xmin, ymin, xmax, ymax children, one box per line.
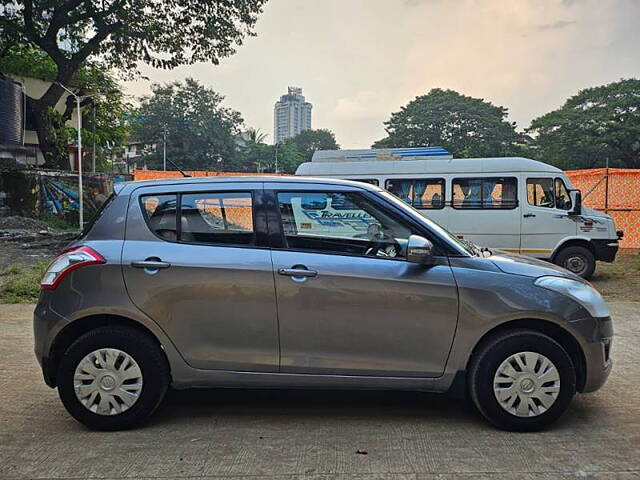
<box><xmin>115</xmin><ymin>175</ymin><xmax>381</xmax><ymax>196</ymax></box>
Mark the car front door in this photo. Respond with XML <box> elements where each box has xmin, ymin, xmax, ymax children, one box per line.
<box><xmin>268</xmin><ymin>184</ymin><xmax>459</xmax><ymax>377</ymax></box>
<box><xmin>122</xmin><ymin>182</ymin><xmax>279</xmax><ymax>372</ymax></box>
<box><xmin>520</xmin><ymin>176</ymin><xmax>578</xmax><ymax>258</ymax></box>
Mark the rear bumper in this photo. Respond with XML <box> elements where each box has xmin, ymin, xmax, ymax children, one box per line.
<box><xmin>591</xmin><ymin>239</ymin><xmax>619</xmax><ymax>263</ymax></box>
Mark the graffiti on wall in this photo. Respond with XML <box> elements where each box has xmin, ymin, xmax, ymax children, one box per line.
<box><xmin>37</xmin><ymin>174</ymin><xmax>111</xmax><ymax>218</ymax></box>
<box><xmin>0</xmin><ymin>168</ymin><xmax>131</xmax><ymax>222</ymax></box>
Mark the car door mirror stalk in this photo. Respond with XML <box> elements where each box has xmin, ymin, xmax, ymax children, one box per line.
<box><xmin>407</xmin><ymin>235</ymin><xmax>435</xmax><ymax>264</ymax></box>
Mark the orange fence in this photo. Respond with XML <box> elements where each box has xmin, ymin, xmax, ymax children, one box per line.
<box><xmin>134</xmin><ymin>168</ymin><xmax>639</xmax><ymax>248</ymax></box>
<box><xmin>567</xmin><ymin>168</ymin><xmax>639</xmax><ymax>248</ymax></box>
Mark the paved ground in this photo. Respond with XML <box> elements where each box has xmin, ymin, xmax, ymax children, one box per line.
<box><xmin>0</xmin><ymin>303</ymin><xmax>639</xmax><ymax>480</ymax></box>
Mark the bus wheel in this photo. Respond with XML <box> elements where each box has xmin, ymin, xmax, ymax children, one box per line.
<box><xmin>554</xmin><ymin>245</ymin><xmax>595</xmax><ymax>279</ymax></box>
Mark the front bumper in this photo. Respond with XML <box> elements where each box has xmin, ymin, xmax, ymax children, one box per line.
<box><xmin>591</xmin><ymin>239</ymin><xmax>619</xmax><ymax>263</ymax></box>
<box><xmin>580</xmin><ymin>315</ymin><xmax>613</xmax><ymax>393</ymax></box>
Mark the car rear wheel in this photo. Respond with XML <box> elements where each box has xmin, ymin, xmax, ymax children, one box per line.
<box><xmin>468</xmin><ymin>329</ymin><xmax>576</xmax><ymax>431</ymax></box>
<box><xmin>554</xmin><ymin>245</ymin><xmax>596</xmax><ymax>279</ymax></box>
<box><xmin>57</xmin><ymin>326</ymin><xmax>169</xmax><ymax>430</ymax></box>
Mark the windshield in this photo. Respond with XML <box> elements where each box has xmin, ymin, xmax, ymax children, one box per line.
<box><xmin>378</xmin><ymin>191</ymin><xmax>474</xmax><ymax>256</ymax></box>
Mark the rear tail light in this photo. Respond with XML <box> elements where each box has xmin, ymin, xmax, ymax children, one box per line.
<box><xmin>41</xmin><ymin>246</ymin><xmax>106</xmax><ymax>290</ymax></box>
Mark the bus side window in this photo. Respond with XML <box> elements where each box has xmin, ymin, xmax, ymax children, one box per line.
<box><xmin>384</xmin><ymin>179</ymin><xmax>445</xmax><ymax>209</ymax></box>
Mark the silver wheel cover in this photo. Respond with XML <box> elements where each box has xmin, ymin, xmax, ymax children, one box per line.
<box><xmin>74</xmin><ymin>348</ymin><xmax>143</xmax><ymax>416</ymax></box>
<box><xmin>493</xmin><ymin>351</ymin><xmax>561</xmax><ymax>417</ymax></box>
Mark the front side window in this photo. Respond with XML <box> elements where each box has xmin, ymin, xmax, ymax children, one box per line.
<box><xmin>141</xmin><ymin>194</ymin><xmax>178</xmax><ymax>240</ymax></box>
<box><xmin>554</xmin><ymin>178</ymin><xmax>572</xmax><ymax>210</ymax></box>
<box><xmin>385</xmin><ymin>178</ymin><xmax>445</xmax><ymax>209</ymax></box>
<box><xmin>277</xmin><ymin>191</ymin><xmax>412</xmax><ymax>259</ymax></box>
<box><xmin>181</xmin><ymin>192</ymin><xmax>254</xmax><ymax>245</ymax></box>
<box><xmin>452</xmin><ymin>177</ymin><xmax>517</xmax><ymax>209</ymax></box>
<box><xmin>527</xmin><ymin>178</ymin><xmax>555</xmax><ymax>208</ymax></box>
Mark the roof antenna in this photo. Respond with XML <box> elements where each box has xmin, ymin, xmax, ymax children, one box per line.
<box><xmin>166</xmin><ymin>157</ymin><xmax>191</xmax><ymax>177</ymax></box>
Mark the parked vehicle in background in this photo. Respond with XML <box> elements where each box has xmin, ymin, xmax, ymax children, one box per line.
<box><xmin>35</xmin><ymin>176</ymin><xmax>612</xmax><ymax>431</ymax></box>
<box><xmin>296</xmin><ymin>147</ymin><xmax>624</xmax><ymax>279</ymax></box>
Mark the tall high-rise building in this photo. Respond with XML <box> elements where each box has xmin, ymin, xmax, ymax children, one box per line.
<box><xmin>273</xmin><ymin>87</ymin><xmax>312</xmax><ymax>143</ymax></box>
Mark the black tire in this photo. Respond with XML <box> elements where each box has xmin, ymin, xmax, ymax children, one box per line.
<box><xmin>554</xmin><ymin>245</ymin><xmax>596</xmax><ymax>279</ymax></box>
<box><xmin>57</xmin><ymin>326</ymin><xmax>169</xmax><ymax>431</ymax></box>
<box><xmin>468</xmin><ymin>329</ymin><xmax>576</xmax><ymax>432</ymax></box>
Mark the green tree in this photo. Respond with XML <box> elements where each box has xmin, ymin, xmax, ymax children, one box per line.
<box><xmin>0</xmin><ymin>44</ymin><xmax>131</xmax><ymax>170</ymax></box>
<box><xmin>274</xmin><ymin>139</ymin><xmax>305</xmax><ymax>174</ymax></box>
<box><xmin>527</xmin><ymin>79</ymin><xmax>640</xmax><ymax>170</ymax></box>
<box><xmin>373</xmin><ymin>88</ymin><xmax>520</xmax><ymax>157</ymax></box>
<box><xmin>291</xmin><ymin>128</ymin><xmax>339</xmax><ymax>162</ymax></box>
<box><xmin>134</xmin><ymin>78</ymin><xmax>244</xmax><ymax>171</ymax></box>
<box><xmin>0</xmin><ymin>0</ymin><xmax>267</xmax><ymax>169</ymax></box>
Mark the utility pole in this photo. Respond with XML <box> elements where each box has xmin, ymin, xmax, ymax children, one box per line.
<box><xmin>604</xmin><ymin>157</ymin><xmax>610</xmax><ymax>214</ymax></box>
<box><xmin>163</xmin><ymin>125</ymin><xmax>167</xmax><ymax>171</ymax></box>
<box><xmin>92</xmin><ymin>103</ymin><xmax>96</xmax><ymax>173</ymax></box>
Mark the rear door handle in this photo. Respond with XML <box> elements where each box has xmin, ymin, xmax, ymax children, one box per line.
<box><xmin>278</xmin><ymin>268</ymin><xmax>318</xmax><ymax>278</ymax></box>
<box><xmin>523</xmin><ymin>213</ymin><xmax>536</xmax><ymax>218</ymax></box>
<box><xmin>131</xmin><ymin>260</ymin><xmax>171</xmax><ymax>269</ymax></box>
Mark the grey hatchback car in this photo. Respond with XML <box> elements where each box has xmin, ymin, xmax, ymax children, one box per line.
<box><xmin>34</xmin><ymin>177</ymin><xmax>613</xmax><ymax>431</ymax></box>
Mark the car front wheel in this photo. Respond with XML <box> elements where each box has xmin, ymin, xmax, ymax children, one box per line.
<box><xmin>468</xmin><ymin>329</ymin><xmax>576</xmax><ymax>431</ymax></box>
<box><xmin>57</xmin><ymin>326</ymin><xmax>169</xmax><ymax>430</ymax></box>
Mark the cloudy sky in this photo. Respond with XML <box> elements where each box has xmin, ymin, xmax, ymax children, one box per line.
<box><xmin>124</xmin><ymin>0</ymin><xmax>640</xmax><ymax>148</ymax></box>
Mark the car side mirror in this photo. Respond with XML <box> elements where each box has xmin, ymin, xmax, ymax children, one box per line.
<box><xmin>569</xmin><ymin>189</ymin><xmax>582</xmax><ymax>216</ymax></box>
<box><xmin>407</xmin><ymin>235</ymin><xmax>434</xmax><ymax>264</ymax></box>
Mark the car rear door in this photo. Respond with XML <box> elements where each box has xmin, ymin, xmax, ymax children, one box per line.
<box><xmin>122</xmin><ymin>181</ymin><xmax>279</xmax><ymax>372</ymax></box>
<box><xmin>266</xmin><ymin>183</ymin><xmax>459</xmax><ymax>378</ymax></box>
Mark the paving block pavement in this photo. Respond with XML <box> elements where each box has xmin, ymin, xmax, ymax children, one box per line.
<box><xmin>0</xmin><ymin>302</ymin><xmax>639</xmax><ymax>479</ymax></box>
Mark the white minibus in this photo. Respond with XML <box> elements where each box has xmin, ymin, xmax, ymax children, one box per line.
<box><xmin>295</xmin><ymin>147</ymin><xmax>622</xmax><ymax>278</ymax></box>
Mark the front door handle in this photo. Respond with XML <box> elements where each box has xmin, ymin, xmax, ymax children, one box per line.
<box><xmin>523</xmin><ymin>213</ymin><xmax>536</xmax><ymax>218</ymax></box>
<box><xmin>278</xmin><ymin>268</ymin><xmax>318</xmax><ymax>278</ymax></box>
<box><xmin>131</xmin><ymin>260</ymin><xmax>171</xmax><ymax>269</ymax></box>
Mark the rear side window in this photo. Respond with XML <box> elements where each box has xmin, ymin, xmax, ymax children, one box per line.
<box><xmin>141</xmin><ymin>194</ymin><xmax>178</xmax><ymax>240</ymax></box>
<box><xmin>385</xmin><ymin>178</ymin><xmax>445</xmax><ymax>209</ymax></box>
<box><xmin>181</xmin><ymin>192</ymin><xmax>254</xmax><ymax>245</ymax></box>
<box><xmin>140</xmin><ymin>192</ymin><xmax>254</xmax><ymax>245</ymax></box>
<box><xmin>452</xmin><ymin>177</ymin><xmax>517</xmax><ymax>209</ymax></box>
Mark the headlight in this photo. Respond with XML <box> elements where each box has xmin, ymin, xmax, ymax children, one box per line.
<box><xmin>534</xmin><ymin>276</ymin><xmax>609</xmax><ymax>318</ymax></box>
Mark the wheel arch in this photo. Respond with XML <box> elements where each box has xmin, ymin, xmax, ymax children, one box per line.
<box><xmin>465</xmin><ymin>318</ymin><xmax>587</xmax><ymax>393</ymax></box>
<box><xmin>551</xmin><ymin>237</ymin><xmax>594</xmax><ymax>262</ymax></box>
<box><xmin>47</xmin><ymin>314</ymin><xmax>171</xmax><ymax>388</ymax></box>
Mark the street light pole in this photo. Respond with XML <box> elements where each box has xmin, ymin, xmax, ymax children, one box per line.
<box><xmin>56</xmin><ymin>83</ymin><xmax>116</xmax><ymax>231</ymax></box>
<box><xmin>274</xmin><ymin>141</ymin><xmax>279</xmax><ymax>174</ymax></box>
<box><xmin>76</xmin><ymin>94</ymin><xmax>84</xmax><ymax>229</ymax></box>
